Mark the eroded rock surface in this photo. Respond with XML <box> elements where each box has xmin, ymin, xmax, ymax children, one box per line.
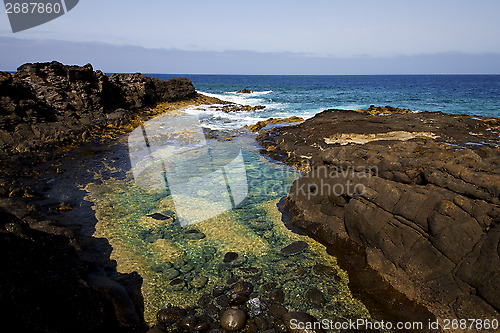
<box><xmin>257</xmin><ymin>108</ymin><xmax>500</xmax><ymax>326</ymax></box>
<box><xmin>0</xmin><ymin>61</ymin><xmax>196</xmax><ymax>156</ymax></box>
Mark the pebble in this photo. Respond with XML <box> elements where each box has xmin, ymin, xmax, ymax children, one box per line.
<box><xmin>280</xmin><ymin>241</ymin><xmax>308</xmax><ymax>256</ymax></box>
<box><xmin>233</xmin><ymin>266</ymin><xmax>262</xmax><ymax>278</ymax></box>
<box><xmin>269</xmin><ymin>288</ymin><xmax>285</xmax><ymax>303</ymax></box>
<box><xmin>179</xmin><ymin>264</ymin><xmax>194</xmax><ymax>273</ymax></box>
<box><xmin>163</xmin><ymin>268</ymin><xmax>180</xmax><ymax>280</ymax></box>
<box><xmin>312</xmin><ymin>264</ymin><xmax>337</xmax><ymax>277</ymax></box>
<box><xmin>231</xmin><ymin>281</ymin><xmax>253</xmax><ymax>295</ymax></box>
<box><xmin>190</xmin><ymin>276</ymin><xmax>208</xmax><ymax>289</ymax></box>
<box><xmin>223</xmin><ymin>252</ymin><xmax>238</xmax><ymax>263</ymax></box>
<box><xmin>169</xmin><ymin>278</ymin><xmax>185</xmax><ymax>291</ymax></box>
<box><xmin>249</xmin><ymin>219</ymin><xmax>273</xmax><ymax>230</ymax></box>
<box><xmin>229</xmin><ymin>292</ymin><xmax>248</xmax><ymax>305</ymax></box>
<box><xmin>269</xmin><ymin>304</ymin><xmax>287</xmax><ymax>319</ymax></box>
<box><xmin>178</xmin><ymin>315</ymin><xmax>197</xmax><ymax>330</ymax></box>
<box><xmin>157</xmin><ymin>306</ymin><xmax>187</xmax><ymax>324</ymax></box>
<box><xmin>147</xmin><ymin>213</ymin><xmax>171</xmax><ymax>220</ymax></box>
<box><xmin>183</xmin><ymin>228</ymin><xmax>206</xmax><ymax>240</ymax></box>
<box><xmin>220</xmin><ymin>309</ymin><xmax>247</xmax><ymax>331</ymax></box>
<box><xmin>304</xmin><ymin>288</ymin><xmax>326</xmax><ymax>308</ymax></box>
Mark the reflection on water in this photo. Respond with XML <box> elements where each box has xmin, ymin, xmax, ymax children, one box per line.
<box><xmin>85</xmin><ymin>129</ymin><xmax>372</xmax><ymax>326</ymax></box>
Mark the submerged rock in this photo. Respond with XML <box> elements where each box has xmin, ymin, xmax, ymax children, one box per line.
<box><xmin>220</xmin><ymin>309</ymin><xmax>247</xmax><ymax>331</ymax></box>
<box><xmin>304</xmin><ymin>288</ymin><xmax>326</xmax><ymax>308</ymax></box>
<box><xmin>157</xmin><ymin>306</ymin><xmax>187</xmax><ymax>324</ymax></box>
<box><xmin>280</xmin><ymin>241</ymin><xmax>308</xmax><ymax>256</ymax></box>
<box><xmin>237</xmin><ymin>89</ymin><xmax>253</xmax><ymax>94</ymax></box>
<box><xmin>147</xmin><ymin>213</ymin><xmax>171</xmax><ymax>220</ymax></box>
<box><xmin>183</xmin><ymin>228</ymin><xmax>206</xmax><ymax>240</ymax></box>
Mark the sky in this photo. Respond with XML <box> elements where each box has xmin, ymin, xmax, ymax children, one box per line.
<box><xmin>1</xmin><ymin>0</ymin><xmax>500</xmax><ymax>74</ymax></box>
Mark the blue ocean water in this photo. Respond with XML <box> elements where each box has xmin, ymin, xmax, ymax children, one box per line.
<box><xmin>148</xmin><ymin>74</ymin><xmax>500</xmax><ymax>129</ymax></box>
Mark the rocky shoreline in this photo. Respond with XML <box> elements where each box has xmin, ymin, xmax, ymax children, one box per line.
<box><xmin>256</xmin><ymin>107</ymin><xmax>500</xmax><ymax>330</ymax></box>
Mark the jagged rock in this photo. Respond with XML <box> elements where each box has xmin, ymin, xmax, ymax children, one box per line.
<box><xmin>236</xmin><ymin>89</ymin><xmax>253</xmax><ymax>94</ymax></box>
<box><xmin>256</xmin><ymin>108</ymin><xmax>500</xmax><ymax>324</ymax></box>
<box><xmin>0</xmin><ymin>61</ymin><xmax>196</xmax><ymax>156</ymax></box>
<box><xmin>246</xmin><ymin>116</ymin><xmax>304</xmax><ymax>132</ymax></box>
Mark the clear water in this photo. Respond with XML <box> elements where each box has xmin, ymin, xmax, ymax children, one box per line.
<box><xmin>147</xmin><ymin>74</ymin><xmax>500</xmax><ymax>129</ymax></box>
<box><xmin>85</xmin><ymin>133</ymin><xmax>371</xmax><ymax>325</ymax></box>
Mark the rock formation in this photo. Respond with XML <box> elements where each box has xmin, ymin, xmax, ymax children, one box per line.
<box><xmin>0</xmin><ymin>61</ymin><xmax>196</xmax><ymax>156</ymax></box>
<box><xmin>257</xmin><ymin>108</ymin><xmax>500</xmax><ymax>328</ymax></box>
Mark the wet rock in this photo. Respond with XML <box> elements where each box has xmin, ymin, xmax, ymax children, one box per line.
<box><xmin>169</xmin><ymin>278</ymin><xmax>185</xmax><ymax>291</ymax></box>
<box><xmin>269</xmin><ymin>288</ymin><xmax>285</xmax><ymax>303</ymax></box>
<box><xmin>234</xmin><ymin>266</ymin><xmax>262</xmax><ymax>278</ymax></box>
<box><xmin>304</xmin><ymin>288</ymin><xmax>326</xmax><ymax>308</ymax></box>
<box><xmin>183</xmin><ymin>228</ymin><xmax>206</xmax><ymax>240</ymax></box>
<box><xmin>223</xmin><ymin>252</ymin><xmax>239</xmax><ymax>263</ymax></box>
<box><xmin>236</xmin><ymin>89</ymin><xmax>253</xmax><ymax>94</ymax></box>
<box><xmin>229</xmin><ymin>292</ymin><xmax>248</xmax><ymax>305</ymax></box>
<box><xmin>220</xmin><ymin>309</ymin><xmax>247</xmax><ymax>331</ymax></box>
<box><xmin>163</xmin><ymin>268</ymin><xmax>180</xmax><ymax>280</ymax></box>
<box><xmin>215</xmin><ymin>294</ymin><xmax>230</xmax><ymax>308</ymax></box>
<box><xmin>147</xmin><ymin>213</ymin><xmax>171</xmax><ymax>220</ymax></box>
<box><xmin>179</xmin><ymin>263</ymin><xmax>194</xmax><ymax>274</ymax></box>
<box><xmin>178</xmin><ymin>315</ymin><xmax>197</xmax><ymax>330</ymax></box>
<box><xmin>280</xmin><ymin>241</ymin><xmax>308</xmax><ymax>256</ymax></box>
<box><xmin>269</xmin><ymin>304</ymin><xmax>287</xmax><ymax>319</ymax></box>
<box><xmin>312</xmin><ymin>264</ymin><xmax>337</xmax><ymax>277</ymax></box>
<box><xmin>212</xmin><ymin>287</ymin><xmax>227</xmax><ymax>297</ymax></box>
<box><xmin>157</xmin><ymin>306</ymin><xmax>187</xmax><ymax>324</ymax></box>
<box><xmin>230</xmin><ymin>281</ymin><xmax>253</xmax><ymax>296</ymax></box>
<box><xmin>194</xmin><ymin>321</ymin><xmax>211</xmax><ymax>332</ymax></box>
<box><xmin>262</xmin><ymin>282</ymin><xmax>278</xmax><ymax>293</ymax></box>
<box><xmin>173</xmin><ymin>257</ymin><xmax>186</xmax><ymax>268</ymax></box>
<box><xmin>283</xmin><ymin>312</ymin><xmax>325</xmax><ymax>333</ymax></box>
<box><xmin>191</xmin><ymin>276</ymin><xmax>208</xmax><ymax>289</ymax></box>
<box><xmin>254</xmin><ymin>315</ymin><xmax>269</xmax><ymax>330</ymax></box>
<box><xmin>249</xmin><ymin>219</ymin><xmax>273</xmax><ymax>230</ymax></box>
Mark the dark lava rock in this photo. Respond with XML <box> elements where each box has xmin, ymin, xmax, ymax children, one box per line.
<box><xmin>236</xmin><ymin>89</ymin><xmax>253</xmax><ymax>94</ymax></box>
<box><xmin>257</xmin><ymin>108</ymin><xmax>500</xmax><ymax>323</ymax></box>
<box><xmin>0</xmin><ymin>61</ymin><xmax>196</xmax><ymax>156</ymax></box>
<box><xmin>249</xmin><ymin>219</ymin><xmax>273</xmax><ymax>230</ymax></box>
<box><xmin>194</xmin><ymin>321</ymin><xmax>211</xmax><ymax>332</ymax></box>
<box><xmin>169</xmin><ymin>278</ymin><xmax>185</xmax><ymax>291</ymax></box>
<box><xmin>0</xmin><ymin>206</ymin><xmax>143</xmax><ymax>332</ymax></box>
<box><xmin>223</xmin><ymin>251</ymin><xmax>239</xmax><ymax>263</ymax></box>
<box><xmin>280</xmin><ymin>241</ymin><xmax>308</xmax><ymax>256</ymax></box>
<box><xmin>269</xmin><ymin>288</ymin><xmax>285</xmax><ymax>303</ymax></box>
<box><xmin>230</xmin><ymin>281</ymin><xmax>254</xmax><ymax>296</ymax></box>
<box><xmin>178</xmin><ymin>315</ymin><xmax>197</xmax><ymax>330</ymax></box>
<box><xmin>312</xmin><ymin>264</ymin><xmax>337</xmax><ymax>277</ymax></box>
<box><xmin>147</xmin><ymin>213</ymin><xmax>171</xmax><ymax>220</ymax></box>
<box><xmin>269</xmin><ymin>304</ymin><xmax>287</xmax><ymax>319</ymax></box>
<box><xmin>157</xmin><ymin>306</ymin><xmax>187</xmax><ymax>324</ymax></box>
<box><xmin>183</xmin><ymin>228</ymin><xmax>206</xmax><ymax>240</ymax></box>
<box><xmin>304</xmin><ymin>288</ymin><xmax>326</xmax><ymax>308</ymax></box>
<box><xmin>283</xmin><ymin>312</ymin><xmax>325</xmax><ymax>333</ymax></box>
<box><xmin>220</xmin><ymin>309</ymin><xmax>247</xmax><ymax>331</ymax></box>
<box><xmin>229</xmin><ymin>292</ymin><xmax>248</xmax><ymax>305</ymax></box>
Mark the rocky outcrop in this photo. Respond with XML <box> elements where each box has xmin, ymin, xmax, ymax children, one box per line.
<box><xmin>0</xmin><ymin>61</ymin><xmax>196</xmax><ymax>156</ymax></box>
<box><xmin>257</xmin><ymin>108</ymin><xmax>500</xmax><ymax>330</ymax></box>
<box><xmin>246</xmin><ymin>116</ymin><xmax>304</xmax><ymax>132</ymax></box>
<box><xmin>0</xmin><ymin>205</ymin><xmax>144</xmax><ymax>332</ymax></box>
<box><xmin>236</xmin><ymin>88</ymin><xmax>253</xmax><ymax>94</ymax></box>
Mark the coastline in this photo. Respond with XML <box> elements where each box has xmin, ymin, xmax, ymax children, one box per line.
<box><xmin>1</xmin><ymin>62</ymin><xmax>499</xmax><ymax>332</ymax></box>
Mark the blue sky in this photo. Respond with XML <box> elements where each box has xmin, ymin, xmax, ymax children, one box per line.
<box><xmin>1</xmin><ymin>0</ymin><xmax>500</xmax><ymax>73</ymax></box>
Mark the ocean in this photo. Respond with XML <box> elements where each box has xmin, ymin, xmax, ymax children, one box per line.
<box><xmin>147</xmin><ymin>74</ymin><xmax>500</xmax><ymax>130</ymax></box>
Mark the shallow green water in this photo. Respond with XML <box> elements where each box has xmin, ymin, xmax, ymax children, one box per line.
<box><xmin>85</xmin><ymin>118</ymin><xmax>371</xmax><ymax>326</ymax></box>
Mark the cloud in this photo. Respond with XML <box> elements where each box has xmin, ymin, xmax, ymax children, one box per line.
<box><xmin>1</xmin><ymin>37</ymin><xmax>499</xmax><ymax>74</ymax></box>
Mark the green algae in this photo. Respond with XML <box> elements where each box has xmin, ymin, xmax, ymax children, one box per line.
<box><xmin>84</xmin><ymin>136</ymin><xmax>372</xmax><ymax>326</ymax></box>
